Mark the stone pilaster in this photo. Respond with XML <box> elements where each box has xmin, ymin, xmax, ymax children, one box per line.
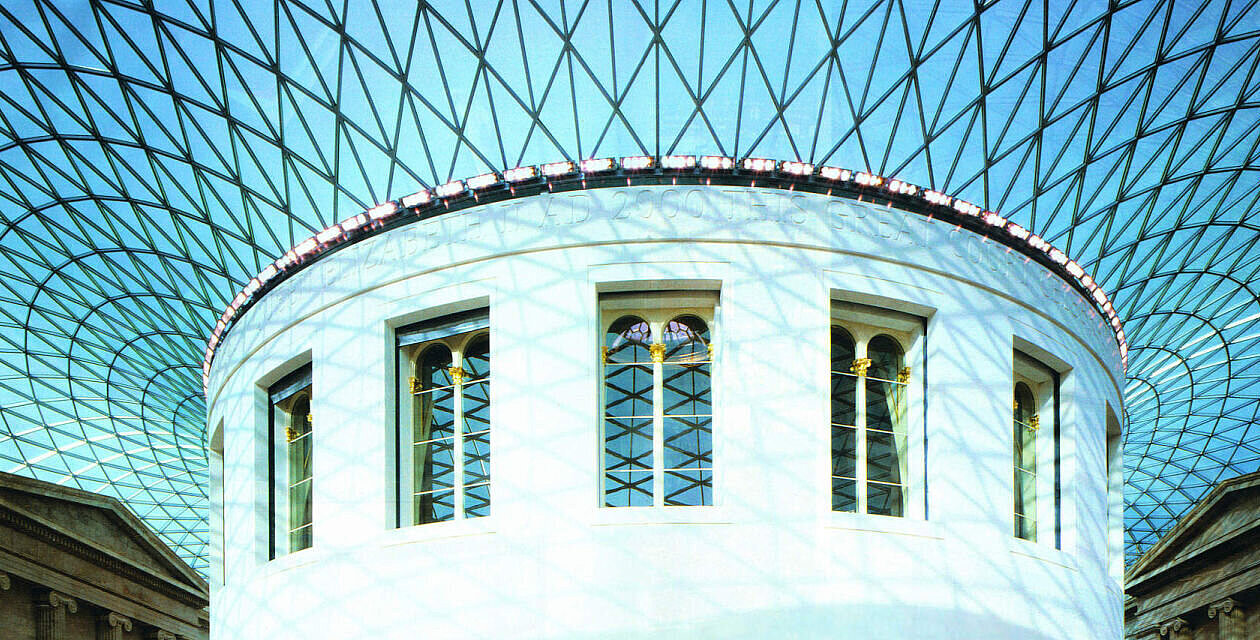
<box><xmin>34</xmin><ymin>590</ymin><xmax>77</xmax><ymax>640</ymax></box>
<box><xmin>97</xmin><ymin>612</ymin><xmax>133</xmax><ymax>640</ymax></box>
<box><xmin>1208</xmin><ymin>598</ymin><xmax>1246</xmax><ymax>640</ymax></box>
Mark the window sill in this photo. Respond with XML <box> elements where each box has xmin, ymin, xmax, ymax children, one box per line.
<box><xmin>590</xmin><ymin>505</ymin><xmax>732</xmax><ymax>527</ymax></box>
<box><xmin>265</xmin><ymin>546</ymin><xmax>320</xmax><ymax>574</ymax></box>
<box><xmin>1008</xmin><ymin>537</ymin><xmax>1076</xmax><ymax>570</ymax></box>
<box><xmin>381</xmin><ymin>516</ymin><xmax>497</xmax><ymax>547</ymax></box>
<box><xmin>823</xmin><ymin>512</ymin><xmax>943</xmax><ymax>540</ymax></box>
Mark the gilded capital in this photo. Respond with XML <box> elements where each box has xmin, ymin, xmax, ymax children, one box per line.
<box><xmin>649</xmin><ymin>343</ymin><xmax>666</xmax><ymax>363</ymax></box>
<box><xmin>448</xmin><ymin>366</ymin><xmax>466</xmax><ymax>384</ymax></box>
<box><xmin>850</xmin><ymin>358</ymin><xmax>872</xmax><ymax>376</ymax></box>
<box><xmin>409</xmin><ymin>376</ymin><xmax>422</xmax><ymax>395</ymax></box>
<box><xmin>897</xmin><ymin>366</ymin><xmax>911</xmax><ymax>383</ymax></box>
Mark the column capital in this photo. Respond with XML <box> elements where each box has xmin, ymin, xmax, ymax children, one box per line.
<box><xmin>34</xmin><ymin>589</ymin><xmax>77</xmax><ymax>613</ymax></box>
<box><xmin>145</xmin><ymin>630</ymin><xmax>177</xmax><ymax>640</ymax></box>
<box><xmin>1159</xmin><ymin>617</ymin><xmax>1190</xmax><ymax>637</ymax></box>
<box><xmin>1208</xmin><ymin>597</ymin><xmax>1242</xmax><ymax>618</ymax></box>
<box><xmin>101</xmin><ymin>612</ymin><xmax>132</xmax><ymax>630</ymax></box>
<box><xmin>0</xmin><ymin>570</ymin><xmax>9</xmax><ymax>590</ymax></box>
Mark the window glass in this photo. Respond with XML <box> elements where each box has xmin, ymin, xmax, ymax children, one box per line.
<box><xmin>830</xmin><ymin>326</ymin><xmax>858</xmax><ymax>512</ymax></box>
<box><xmin>830</xmin><ymin>303</ymin><xmax>919</xmax><ymax>519</ymax></box>
<box><xmin>396</xmin><ymin>310</ymin><xmax>491</xmax><ymax>526</ymax></box>
<box><xmin>604</xmin><ymin>316</ymin><xmax>655</xmax><ymax>506</ymax></box>
<box><xmin>1013</xmin><ymin>380</ymin><xmax>1038</xmax><ymax>541</ymax></box>
<box><xmin>661</xmin><ymin>316</ymin><xmax>712</xmax><ymax>506</ymax></box>
<box><xmin>268</xmin><ymin>364</ymin><xmax>312</xmax><ymax>557</ymax></box>
<box><xmin>600</xmin><ymin>295</ymin><xmax>717</xmax><ymax>508</ymax></box>
<box><xmin>865</xmin><ymin>335</ymin><xmax>906</xmax><ymax>517</ymax></box>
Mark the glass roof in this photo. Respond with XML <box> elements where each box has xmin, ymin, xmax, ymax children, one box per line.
<box><xmin>0</xmin><ymin>0</ymin><xmax>1257</xmax><ymax>573</ymax></box>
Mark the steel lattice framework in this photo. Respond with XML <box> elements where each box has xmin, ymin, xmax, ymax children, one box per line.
<box><xmin>0</xmin><ymin>0</ymin><xmax>1257</xmax><ymax>573</ymax></box>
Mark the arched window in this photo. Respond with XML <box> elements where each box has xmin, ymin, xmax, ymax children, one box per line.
<box><xmin>830</xmin><ymin>327</ymin><xmax>858</xmax><ymax>511</ymax></box>
<box><xmin>865</xmin><ymin>335</ymin><xmax>907</xmax><ymax>516</ymax></box>
<box><xmin>831</xmin><ymin>302</ymin><xmax>919</xmax><ymax>518</ymax></box>
<box><xmin>286</xmin><ymin>393</ymin><xmax>313</xmax><ymax>551</ymax></box>
<box><xmin>268</xmin><ymin>363</ymin><xmax>313</xmax><ymax>558</ymax></box>
<box><xmin>1013</xmin><ymin>381</ymin><xmax>1038</xmax><ymax>541</ymax></box>
<box><xmin>1012</xmin><ymin>348</ymin><xmax>1061</xmax><ymax>547</ymax></box>
<box><xmin>396</xmin><ymin>309</ymin><xmax>491</xmax><ymax>526</ymax></box>
<box><xmin>603</xmin><ymin>316</ymin><xmax>654</xmax><ymax>506</ymax></box>
<box><xmin>601</xmin><ymin>293</ymin><xmax>717</xmax><ymax>508</ymax></box>
<box><xmin>414</xmin><ymin>344</ymin><xmax>456</xmax><ymax>523</ymax></box>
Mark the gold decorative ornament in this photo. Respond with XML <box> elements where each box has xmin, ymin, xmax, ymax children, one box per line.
<box><xmin>285</xmin><ymin>426</ymin><xmax>299</xmax><ymax>442</ymax></box>
<box><xmin>649</xmin><ymin>343</ymin><xmax>667</xmax><ymax>363</ymax></box>
<box><xmin>448</xmin><ymin>366</ymin><xmax>466</xmax><ymax>384</ymax></box>
<box><xmin>1027</xmin><ymin>415</ymin><xmax>1040</xmax><ymax>431</ymax></box>
<box><xmin>897</xmin><ymin>366</ymin><xmax>911</xmax><ymax>383</ymax></box>
<box><xmin>601</xmin><ymin>346</ymin><xmax>610</xmax><ymax>364</ymax></box>
<box><xmin>409</xmin><ymin>376</ymin><xmax>422</xmax><ymax>395</ymax></box>
<box><xmin>850</xmin><ymin>357</ymin><xmax>872</xmax><ymax>376</ymax></box>
<box><xmin>306</xmin><ymin>413</ymin><xmax>313</xmax><ymax>425</ymax></box>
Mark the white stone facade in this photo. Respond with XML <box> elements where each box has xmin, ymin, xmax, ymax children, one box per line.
<box><xmin>208</xmin><ymin>187</ymin><xmax>1124</xmax><ymax>639</ymax></box>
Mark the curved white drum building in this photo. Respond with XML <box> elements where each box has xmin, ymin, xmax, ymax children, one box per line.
<box><xmin>206</xmin><ymin>164</ymin><xmax>1126</xmax><ymax>639</ymax></box>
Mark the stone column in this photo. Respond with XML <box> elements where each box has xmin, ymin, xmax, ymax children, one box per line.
<box><xmin>98</xmin><ymin>612</ymin><xmax>133</xmax><ymax>640</ymax></box>
<box><xmin>1208</xmin><ymin>598</ymin><xmax>1247</xmax><ymax>640</ymax></box>
<box><xmin>34</xmin><ymin>590</ymin><xmax>77</xmax><ymax>640</ymax></box>
<box><xmin>1158</xmin><ymin>617</ymin><xmax>1192</xmax><ymax>639</ymax></box>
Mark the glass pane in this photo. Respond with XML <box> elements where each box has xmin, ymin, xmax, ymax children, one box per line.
<box><xmin>464</xmin><ymin>482</ymin><xmax>490</xmax><ymax>518</ymax></box>
<box><xmin>832</xmin><ymin>424</ymin><xmax>856</xmax><ymax>479</ymax></box>
<box><xmin>289</xmin><ymin>524</ymin><xmax>312</xmax><ymax>552</ymax></box>
<box><xmin>462</xmin><ymin>380</ymin><xmax>490</xmax><ymax>434</ymax></box>
<box><xmin>831</xmin><ymin>372</ymin><xmax>857</xmax><ymax>426</ymax></box>
<box><xmin>463</xmin><ymin>334</ymin><xmax>490</xmax><ymax>380</ymax></box>
<box><xmin>606</xmin><ymin>316</ymin><xmax>652</xmax><ymax>364</ymax></box>
<box><xmin>662</xmin><ymin>315</ymin><xmax>709</xmax><ymax>363</ymax></box>
<box><xmin>604</xmin><ymin>470</ymin><xmax>653</xmax><ymax>506</ymax></box>
<box><xmin>419</xmin><ymin>345</ymin><xmax>454</xmax><ymax>389</ymax></box>
<box><xmin>664</xmin><ymin>470</ymin><xmax>712</xmax><ymax>506</ymax></box>
<box><xmin>663</xmin><ymin>416</ymin><xmax>712</xmax><ymax>469</ymax></box>
<box><xmin>867</xmin><ymin>428</ymin><xmax>902</xmax><ymax>485</ymax></box>
<box><xmin>603</xmin><ymin>417</ymin><xmax>653</xmax><ymax>472</ymax></box>
<box><xmin>867</xmin><ymin>335</ymin><xmax>903</xmax><ymax>381</ymax></box>
<box><xmin>867</xmin><ymin>378</ymin><xmax>900</xmax><ymax>431</ymax></box>
<box><xmin>604</xmin><ymin>364</ymin><xmax>653</xmax><ymax>417</ymax></box>
<box><xmin>662</xmin><ymin>363</ymin><xmax>711</xmax><ymax>415</ymax></box>
<box><xmin>831</xmin><ymin>326</ymin><xmax>855</xmax><ymax>371</ymax></box>
<box><xmin>414</xmin><ymin>438</ymin><xmax>454</xmax><ymax>492</ymax></box>
<box><xmin>867</xmin><ymin>482</ymin><xmax>903</xmax><ymax>517</ymax></box>
<box><xmin>832</xmin><ymin>477</ymin><xmax>857</xmax><ymax>512</ymax></box>
<box><xmin>416</xmin><ymin>385</ymin><xmax>456</xmax><ymax>442</ymax></box>
<box><xmin>1016</xmin><ymin>514</ymin><xmax>1037</xmax><ymax>541</ymax></box>
<box><xmin>415</xmin><ymin>489</ymin><xmax>455</xmax><ymax>523</ymax></box>
<box><xmin>287</xmin><ymin>434</ymin><xmax>311</xmax><ymax>485</ymax></box>
<box><xmin>464</xmin><ymin>431</ymin><xmax>491</xmax><ymax>485</ymax></box>
<box><xmin>289</xmin><ymin>479</ymin><xmax>312</xmax><ymax>528</ymax></box>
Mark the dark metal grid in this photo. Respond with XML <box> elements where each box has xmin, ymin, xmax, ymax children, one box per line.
<box><xmin>0</xmin><ymin>0</ymin><xmax>1256</xmax><ymax>571</ymax></box>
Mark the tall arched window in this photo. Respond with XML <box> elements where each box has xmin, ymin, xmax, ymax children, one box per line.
<box><xmin>396</xmin><ymin>309</ymin><xmax>491</xmax><ymax>526</ymax></box>
<box><xmin>601</xmin><ymin>293</ymin><xmax>716</xmax><ymax>507</ymax></box>
<box><xmin>1012</xmin><ymin>348</ymin><xmax>1061</xmax><ymax>547</ymax></box>
<box><xmin>1013</xmin><ymin>381</ymin><xmax>1038</xmax><ymax>541</ymax></box>
<box><xmin>268</xmin><ymin>363</ymin><xmax>313</xmax><ymax>558</ymax></box>
<box><xmin>830</xmin><ymin>302</ymin><xmax>920</xmax><ymax>518</ymax></box>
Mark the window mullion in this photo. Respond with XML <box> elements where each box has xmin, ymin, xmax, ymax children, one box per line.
<box><xmin>652</xmin><ymin>346</ymin><xmax>665</xmax><ymax>508</ymax></box>
<box><xmin>856</xmin><ymin>347</ymin><xmax>869</xmax><ymax>515</ymax></box>
<box><xmin>452</xmin><ymin>357</ymin><xmax>466</xmax><ymax>520</ymax></box>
